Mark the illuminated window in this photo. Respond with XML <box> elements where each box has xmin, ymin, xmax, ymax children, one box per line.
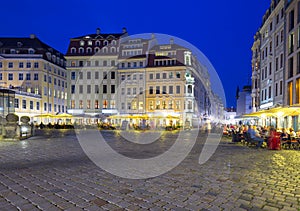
<box><xmin>71</xmin><ymin>100</ymin><xmax>75</xmax><ymax>109</ymax></box>
<box><xmin>168</xmin><ymin>100</ymin><xmax>173</xmax><ymax>109</ymax></box>
<box><xmin>79</xmin><ymin>100</ymin><xmax>83</xmax><ymax>109</ymax></box>
<box><xmin>87</xmin><ymin>100</ymin><xmax>91</xmax><ymax>109</ymax></box>
<box><xmin>296</xmin><ymin>78</ymin><xmax>300</xmax><ymax>104</ymax></box>
<box><xmin>103</xmin><ymin>100</ymin><xmax>108</xmax><ymax>109</ymax></box>
<box><xmin>111</xmin><ymin>100</ymin><xmax>115</xmax><ymax>109</ymax></box>
<box><xmin>288</xmin><ymin>81</ymin><xmax>293</xmax><ymax>105</ymax></box>
<box><xmin>139</xmin><ymin>102</ymin><xmax>143</xmax><ymax>110</ymax></box>
<box><xmin>149</xmin><ymin>101</ymin><xmax>153</xmax><ymax>110</ymax></box>
<box><xmin>132</xmin><ymin>101</ymin><xmax>137</xmax><ymax>110</ymax></box>
<box><xmin>175</xmin><ymin>100</ymin><xmax>180</xmax><ymax>109</ymax></box>
<box><xmin>95</xmin><ymin>100</ymin><xmax>99</xmax><ymax>109</ymax></box>
<box><xmin>162</xmin><ymin>100</ymin><xmax>166</xmax><ymax>109</ymax></box>
<box><xmin>156</xmin><ymin>100</ymin><xmax>160</xmax><ymax>109</ymax></box>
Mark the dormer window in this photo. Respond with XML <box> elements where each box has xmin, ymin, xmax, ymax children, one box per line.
<box><xmin>184</xmin><ymin>51</ymin><xmax>191</xmax><ymax>66</ymax></box>
<box><xmin>46</xmin><ymin>52</ymin><xmax>51</xmax><ymax>60</ymax></box>
<box><xmin>80</xmin><ymin>40</ymin><xmax>85</xmax><ymax>46</ymax></box>
<box><xmin>87</xmin><ymin>47</ymin><xmax>92</xmax><ymax>54</ymax></box>
<box><xmin>88</xmin><ymin>40</ymin><xmax>93</xmax><ymax>46</ymax></box>
<box><xmin>111</xmin><ymin>40</ymin><xmax>116</xmax><ymax>45</ymax></box>
<box><xmin>17</xmin><ymin>42</ymin><xmax>23</xmax><ymax>47</ymax></box>
<box><xmin>28</xmin><ymin>48</ymin><xmax>35</xmax><ymax>54</ymax></box>
<box><xmin>71</xmin><ymin>47</ymin><xmax>76</xmax><ymax>54</ymax></box>
<box><xmin>96</xmin><ymin>40</ymin><xmax>101</xmax><ymax>46</ymax></box>
<box><xmin>52</xmin><ymin>55</ymin><xmax>56</xmax><ymax>62</ymax></box>
<box><xmin>10</xmin><ymin>49</ymin><xmax>16</xmax><ymax>54</ymax></box>
<box><xmin>104</xmin><ymin>40</ymin><xmax>108</xmax><ymax>46</ymax></box>
<box><xmin>79</xmin><ymin>47</ymin><xmax>84</xmax><ymax>54</ymax></box>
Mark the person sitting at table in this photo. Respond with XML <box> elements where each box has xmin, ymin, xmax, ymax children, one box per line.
<box><xmin>267</xmin><ymin>126</ymin><xmax>281</xmax><ymax>150</ymax></box>
<box><xmin>280</xmin><ymin>128</ymin><xmax>290</xmax><ymax>140</ymax></box>
<box><xmin>247</xmin><ymin>125</ymin><xmax>264</xmax><ymax>148</ymax></box>
<box><xmin>296</xmin><ymin>130</ymin><xmax>300</xmax><ymax>137</ymax></box>
<box><xmin>289</xmin><ymin>128</ymin><xmax>296</xmax><ymax>140</ymax></box>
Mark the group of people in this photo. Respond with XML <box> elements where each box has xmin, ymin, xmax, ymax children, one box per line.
<box><xmin>224</xmin><ymin>124</ymin><xmax>300</xmax><ymax>149</ymax></box>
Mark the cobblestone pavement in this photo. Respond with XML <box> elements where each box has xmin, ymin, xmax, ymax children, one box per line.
<box><xmin>0</xmin><ymin>129</ymin><xmax>299</xmax><ymax>211</ymax></box>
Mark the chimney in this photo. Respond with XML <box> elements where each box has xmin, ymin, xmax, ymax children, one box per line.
<box><xmin>122</xmin><ymin>27</ymin><xmax>127</xmax><ymax>33</ymax></box>
<box><xmin>29</xmin><ymin>34</ymin><xmax>36</xmax><ymax>39</ymax></box>
<box><xmin>170</xmin><ymin>38</ymin><xmax>174</xmax><ymax>44</ymax></box>
<box><xmin>96</xmin><ymin>28</ymin><xmax>101</xmax><ymax>35</ymax></box>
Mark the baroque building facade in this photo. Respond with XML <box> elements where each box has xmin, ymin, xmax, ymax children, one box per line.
<box><xmin>0</xmin><ymin>35</ymin><xmax>67</xmax><ymax>119</ymax></box>
<box><xmin>65</xmin><ymin>30</ymin><xmax>223</xmax><ymax>127</ymax></box>
<box><xmin>65</xmin><ymin>28</ymin><xmax>127</xmax><ymax>124</ymax></box>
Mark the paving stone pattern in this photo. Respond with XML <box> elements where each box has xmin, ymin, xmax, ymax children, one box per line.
<box><xmin>0</xmin><ymin>129</ymin><xmax>299</xmax><ymax>210</ymax></box>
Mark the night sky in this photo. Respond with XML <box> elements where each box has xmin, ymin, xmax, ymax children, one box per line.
<box><xmin>0</xmin><ymin>0</ymin><xmax>270</xmax><ymax>108</ymax></box>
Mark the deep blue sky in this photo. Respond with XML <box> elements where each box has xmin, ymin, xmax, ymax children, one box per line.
<box><xmin>0</xmin><ymin>0</ymin><xmax>270</xmax><ymax>108</ymax></box>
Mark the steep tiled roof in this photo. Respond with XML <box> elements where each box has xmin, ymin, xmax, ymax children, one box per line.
<box><xmin>0</xmin><ymin>36</ymin><xmax>66</xmax><ymax>68</ymax></box>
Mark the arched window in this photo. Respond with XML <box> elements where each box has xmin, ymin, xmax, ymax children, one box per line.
<box><xmin>110</xmin><ymin>47</ymin><xmax>116</xmax><ymax>53</ymax></box>
<box><xmin>71</xmin><ymin>47</ymin><xmax>76</xmax><ymax>54</ymax></box>
<box><xmin>111</xmin><ymin>40</ymin><xmax>117</xmax><ymax>45</ymax></box>
<box><xmin>102</xmin><ymin>47</ymin><xmax>108</xmax><ymax>53</ymax></box>
<box><xmin>104</xmin><ymin>40</ymin><xmax>108</xmax><ymax>46</ymax></box>
<box><xmin>95</xmin><ymin>40</ymin><xmax>101</xmax><ymax>46</ymax></box>
<box><xmin>79</xmin><ymin>47</ymin><xmax>84</xmax><ymax>54</ymax></box>
<box><xmin>87</xmin><ymin>47</ymin><xmax>92</xmax><ymax>54</ymax></box>
<box><xmin>94</xmin><ymin>47</ymin><xmax>100</xmax><ymax>53</ymax></box>
<box><xmin>28</xmin><ymin>48</ymin><xmax>35</xmax><ymax>54</ymax></box>
<box><xmin>188</xmin><ymin>85</ymin><xmax>192</xmax><ymax>94</ymax></box>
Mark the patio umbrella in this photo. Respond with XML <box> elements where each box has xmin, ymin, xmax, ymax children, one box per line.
<box><xmin>34</xmin><ymin>114</ymin><xmax>55</xmax><ymax>118</ymax></box>
<box><xmin>55</xmin><ymin>113</ymin><xmax>73</xmax><ymax>118</ymax></box>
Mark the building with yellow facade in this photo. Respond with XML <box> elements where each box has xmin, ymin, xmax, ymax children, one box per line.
<box><xmin>0</xmin><ymin>35</ymin><xmax>67</xmax><ymax>121</ymax></box>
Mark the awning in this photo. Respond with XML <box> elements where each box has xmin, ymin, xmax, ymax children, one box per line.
<box><xmin>243</xmin><ymin>106</ymin><xmax>300</xmax><ymax>118</ymax></box>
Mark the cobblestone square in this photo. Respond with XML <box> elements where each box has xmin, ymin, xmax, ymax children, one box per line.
<box><xmin>0</xmin><ymin>129</ymin><xmax>299</xmax><ymax>210</ymax></box>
